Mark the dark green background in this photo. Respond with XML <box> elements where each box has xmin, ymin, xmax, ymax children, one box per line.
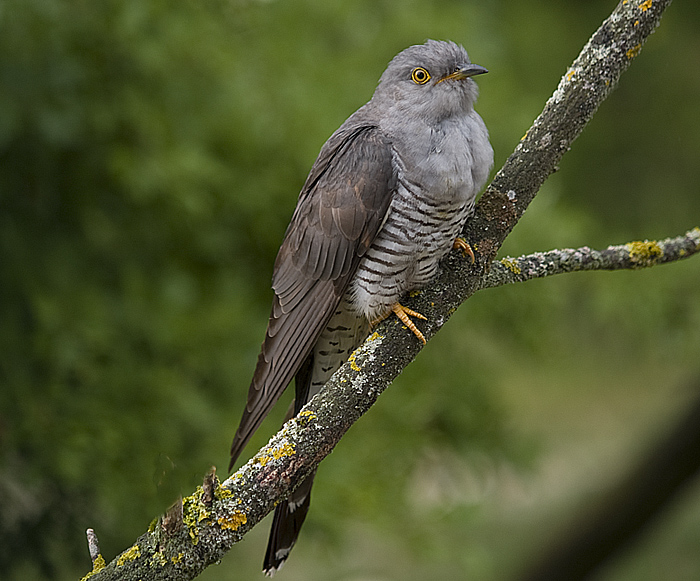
<box><xmin>1</xmin><ymin>1</ymin><xmax>699</xmax><ymax>579</ymax></box>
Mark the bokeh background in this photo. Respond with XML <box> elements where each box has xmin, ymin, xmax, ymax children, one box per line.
<box><xmin>1</xmin><ymin>1</ymin><xmax>699</xmax><ymax>579</ymax></box>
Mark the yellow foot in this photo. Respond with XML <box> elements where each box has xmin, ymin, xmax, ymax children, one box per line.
<box><xmin>453</xmin><ymin>237</ymin><xmax>475</xmax><ymax>264</ymax></box>
<box><xmin>391</xmin><ymin>303</ymin><xmax>427</xmax><ymax>344</ymax></box>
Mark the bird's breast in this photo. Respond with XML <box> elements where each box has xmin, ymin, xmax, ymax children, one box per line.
<box><xmin>347</xmin><ymin>112</ymin><xmax>491</xmax><ymax>322</ymax></box>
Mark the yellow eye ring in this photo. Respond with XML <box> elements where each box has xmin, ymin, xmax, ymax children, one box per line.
<box><xmin>411</xmin><ymin>67</ymin><xmax>431</xmax><ymax>85</ymax></box>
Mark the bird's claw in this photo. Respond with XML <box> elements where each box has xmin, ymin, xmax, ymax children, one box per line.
<box><xmin>453</xmin><ymin>237</ymin><xmax>475</xmax><ymax>264</ymax></box>
<box><xmin>381</xmin><ymin>303</ymin><xmax>427</xmax><ymax>344</ymax></box>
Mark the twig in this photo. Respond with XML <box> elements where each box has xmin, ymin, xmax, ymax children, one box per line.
<box><xmin>82</xmin><ymin>528</ymin><xmax>106</xmax><ymax>579</ymax></box>
<box><xmin>86</xmin><ymin>529</ymin><xmax>101</xmax><ymax>565</ymax></box>
<box><xmin>481</xmin><ymin>228</ymin><xmax>700</xmax><ymax>289</ymax></box>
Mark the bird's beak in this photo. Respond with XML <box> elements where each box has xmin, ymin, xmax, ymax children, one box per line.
<box><xmin>437</xmin><ymin>63</ymin><xmax>488</xmax><ymax>83</ymax></box>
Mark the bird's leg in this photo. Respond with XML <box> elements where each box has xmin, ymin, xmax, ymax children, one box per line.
<box><xmin>371</xmin><ymin>303</ymin><xmax>427</xmax><ymax>344</ymax></box>
<box><xmin>453</xmin><ymin>236</ymin><xmax>475</xmax><ymax>264</ymax></box>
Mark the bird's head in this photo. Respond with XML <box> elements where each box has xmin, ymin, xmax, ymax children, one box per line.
<box><xmin>372</xmin><ymin>40</ymin><xmax>487</xmax><ymax>122</ymax></box>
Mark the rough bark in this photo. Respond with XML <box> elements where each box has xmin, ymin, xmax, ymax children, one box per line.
<box><xmin>82</xmin><ymin>1</ymin><xmax>685</xmax><ymax>579</ymax></box>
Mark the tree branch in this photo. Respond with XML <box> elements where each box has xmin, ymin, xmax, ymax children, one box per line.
<box><xmin>84</xmin><ymin>1</ymin><xmax>684</xmax><ymax>579</ymax></box>
<box><xmin>481</xmin><ymin>228</ymin><xmax>700</xmax><ymax>290</ymax></box>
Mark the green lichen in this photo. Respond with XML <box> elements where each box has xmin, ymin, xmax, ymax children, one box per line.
<box><xmin>215</xmin><ymin>484</ymin><xmax>235</xmax><ymax>501</ymax></box>
<box><xmin>151</xmin><ymin>550</ymin><xmax>168</xmax><ymax>567</ymax></box>
<box><xmin>182</xmin><ymin>488</ymin><xmax>209</xmax><ymax>545</ymax></box>
<box><xmin>626</xmin><ymin>240</ymin><xmax>663</xmax><ymax>266</ymax></box>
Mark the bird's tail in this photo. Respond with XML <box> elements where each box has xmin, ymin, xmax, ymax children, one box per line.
<box><xmin>261</xmin><ymin>306</ymin><xmax>369</xmax><ymax>574</ymax></box>
<box><xmin>263</xmin><ymin>470</ymin><xmax>317</xmax><ymax>576</ymax></box>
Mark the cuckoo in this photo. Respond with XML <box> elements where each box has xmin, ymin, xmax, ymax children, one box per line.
<box><xmin>229</xmin><ymin>40</ymin><xmax>493</xmax><ymax>575</ymax></box>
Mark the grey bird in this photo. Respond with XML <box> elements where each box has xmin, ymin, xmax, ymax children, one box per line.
<box><xmin>229</xmin><ymin>39</ymin><xmax>493</xmax><ymax>575</ymax></box>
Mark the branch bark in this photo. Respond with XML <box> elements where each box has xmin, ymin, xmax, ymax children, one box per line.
<box><xmin>482</xmin><ymin>228</ymin><xmax>700</xmax><ymax>290</ymax></box>
<box><xmin>83</xmin><ymin>1</ymin><xmax>684</xmax><ymax>579</ymax></box>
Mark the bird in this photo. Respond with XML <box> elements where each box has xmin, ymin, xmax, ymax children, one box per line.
<box><xmin>229</xmin><ymin>39</ymin><xmax>493</xmax><ymax>575</ymax></box>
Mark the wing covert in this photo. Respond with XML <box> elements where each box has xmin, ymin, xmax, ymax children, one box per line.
<box><xmin>230</xmin><ymin>123</ymin><xmax>397</xmax><ymax>466</ymax></box>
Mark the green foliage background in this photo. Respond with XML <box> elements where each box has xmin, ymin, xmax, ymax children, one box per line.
<box><xmin>1</xmin><ymin>1</ymin><xmax>699</xmax><ymax>579</ymax></box>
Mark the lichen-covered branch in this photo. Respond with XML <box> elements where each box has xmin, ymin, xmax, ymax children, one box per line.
<box><xmin>83</xmin><ymin>1</ymin><xmax>680</xmax><ymax>579</ymax></box>
<box><xmin>482</xmin><ymin>228</ymin><xmax>700</xmax><ymax>290</ymax></box>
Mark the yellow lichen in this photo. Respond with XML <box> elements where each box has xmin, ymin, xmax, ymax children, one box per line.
<box><xmin>182</xmin><ymin>491</ymin><xmax>208</xmax><ymax>544</ymax></box>
<box><xmin>218</xmin><ymin>510</ymin><xmax>247</xmax><ymax>531</ymax></box>
<box><xmin>368</xmin><ymin>331</ymin><xmax>382</xmax><ymax>341</ymax></box>
<box><xmin>639</xmin><ymin>0</ymin><xmax>652</xmax><ymax>11</ymax></box>
<box><xmin>151</xmin><ymin>551</ymin><xmax>168</xmax><ymax>567</ymax></box>
<box><xmin>626</xmin><ymin>44</ymin><xmax>642</xmax><ymax>59</ymax></box>
<box><xmin>171</xmin><ymin>552</ymin><xmax>185</xmax><ymax>564</ymax></box>
<box><xmin>256</xmin><ymin>441</ymin><xmax>296</xmax><ymax>466</ymax></box>
<box><xmin>272</xmin><ymin>441</ymin><xmax>295</xmax><ymax>459</ymax></box>
<box><xmin>566</xmin><ymin>68</ymin><xmax>576</xmax><ymax>82</ymax></box>
<box><xmin>500</xmin><ymin>257</ymin><xmax>521</xmax><ymax>275</ymax></box>
<box><xmin>297</xmin><ymin>410</ymin><xmax>317</xmax><ymax>426</ymax></box>
<box><xmin>215</xmin><ymin>485</ymin><xmax>235</xmax><ymax>501</ymax></box>
<box><xmin>93</xmin><ymin>555</ymin><xmax>106</xmax><ymax>570</ymax></box>
<box><xmin>349</xmin><ymin>352</ymin><xmax>361</xmax><ymax>372</ymax></box>
<box><xmin>626</xmin><ymin>240</ymin><xmax>663</xmax><ymax>266</ymax></box>
<box><xmin>116</xmin><ymin>544</ymin><xmax>141</xmax><ymax>567</ymax></box>
<box><xmin>79</xmin><ymin>554</ymin><xmax>106</xmax><ymax>581</ymax></box>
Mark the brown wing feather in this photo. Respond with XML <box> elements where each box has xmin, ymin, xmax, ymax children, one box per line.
<box><xmin>229</xmin><ymin>122</ymin><xmax>397</xmax><ymax>468</ymax></box>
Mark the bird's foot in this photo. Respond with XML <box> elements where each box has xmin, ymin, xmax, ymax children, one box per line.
<box><xmin>374</xmin><ymin>303</ymin><xmax>427</xmax><ymax>344</ymax></box>
<box><xmin>453</xmin><ymin>237</ymin><xmax>475</xmax><ymax>264</ymax></box>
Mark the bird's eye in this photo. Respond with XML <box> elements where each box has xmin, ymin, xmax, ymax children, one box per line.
<box><xmin>411</xmin><ymin>67</ymin><xmax>431</xmax><ymax>85</ymax></box>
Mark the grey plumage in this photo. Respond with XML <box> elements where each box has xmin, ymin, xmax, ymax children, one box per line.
<box><xmin>229</xmin><ymin>40</ymin><xmax>493</xmax><ymax>575</ymax></box>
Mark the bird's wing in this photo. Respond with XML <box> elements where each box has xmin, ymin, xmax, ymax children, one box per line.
<box><xmin>229</xmin><ymin>123</ymin><xmax>397</xmax><ymax>467</ymax></box>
